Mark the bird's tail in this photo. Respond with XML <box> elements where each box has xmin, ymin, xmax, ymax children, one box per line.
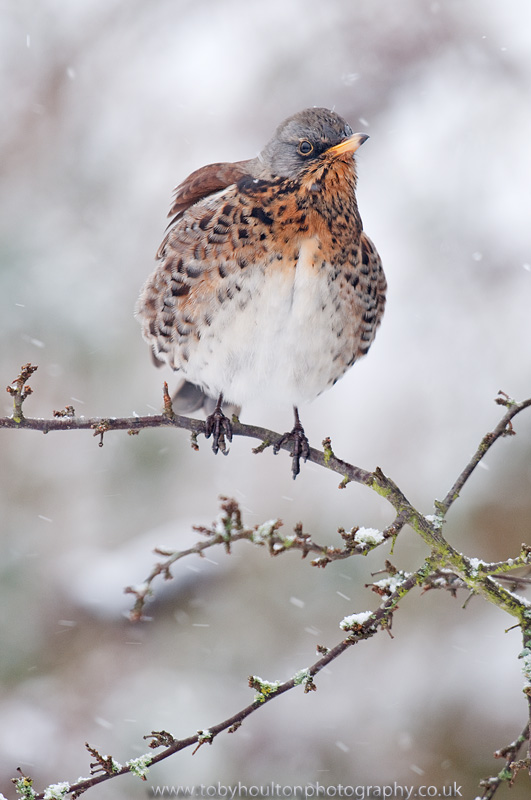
<box><xmin>172</xmin><ymin>380</ymin><xmax>241</xmax><ymax>419</ymax></box>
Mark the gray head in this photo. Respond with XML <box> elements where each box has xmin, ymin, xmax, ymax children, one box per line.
<box><xmin>259</xmin><ymin>107</ymin><xmax>367</xmax><ymax>179</ymax></box>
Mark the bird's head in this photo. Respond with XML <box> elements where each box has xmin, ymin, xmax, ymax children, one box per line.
<box><xmin>259</xmin><ymin>107</ymin><xmax>368</xmax><ymax>180</ymax></box>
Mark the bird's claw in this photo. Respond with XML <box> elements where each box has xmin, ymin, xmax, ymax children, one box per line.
<box><xmin>205</xmin><ymin>406</ymin><xmax>233</xmax><ymax>455</ymax></box>
<box><xmin>273</xmin><ymin>422</ymin><xmax>310</xmax><ymax>479</ymax></box>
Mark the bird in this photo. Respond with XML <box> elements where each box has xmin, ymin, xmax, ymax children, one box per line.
<box><xmin>136</xmin><ymin>107</ymin><xmax>386</xmax><ymax>478</ymax></box>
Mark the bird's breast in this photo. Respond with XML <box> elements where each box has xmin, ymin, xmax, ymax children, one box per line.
<box><xmin>179</xmin><ymin>235</ymin><xmax>355</xmax><ymax>407</ymax></box>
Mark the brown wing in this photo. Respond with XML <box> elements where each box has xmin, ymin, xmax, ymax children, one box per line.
<box><xmin>167</xmin><ymin>158</ymin><xmax>256</xmax><ymax>223</ymax></box>
<box><xmin>360</xmin><ymin>231</ymin><xmax>386</xmax><ymax>315</ymax></box>
<box><xmin>349</xmin><ymin>231</ymin><xmax>386</xmax><ymax>361</ymax></box>
<box><xmin>137</xmin><ymin>168</ymin><xmax>277</xmax><ymax>372</ymax></box>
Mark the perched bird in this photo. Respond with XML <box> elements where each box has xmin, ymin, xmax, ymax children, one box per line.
<box><xmin>137</xmin><ymin>107</ymin><xmax>386</xmax><ymax>477</ymax></box>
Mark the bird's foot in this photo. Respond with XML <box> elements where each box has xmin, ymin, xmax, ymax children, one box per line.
<box><xmin>205</xmin><ymin>395</ymin><xmax>233</xmax><ymax>455</ymax></box>
<box><xmin>273</xmin><ymin>409</ymin><xmax>310</xmax><ymax>479</ymax></box>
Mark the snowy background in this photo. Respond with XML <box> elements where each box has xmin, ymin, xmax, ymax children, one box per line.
<box><xmin>1</xmin><ymin>0</ymin><xmax>531</xmax><ymax>797</ymax></box>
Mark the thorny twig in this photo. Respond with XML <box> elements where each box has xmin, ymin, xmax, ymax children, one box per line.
<box><xmin>3</xmin><ymin>366</ymin><xmax>531</xmax><ymax>493</ymax></box>
<box><xmin>437</xmin><ymin>390</ymin><xmax>530</xmax><ymax>517</ymax></box>
<box><xmin>125</xmin><ymin>497</ymin><xmax>406</xmax><ymax>621</ymax></box>
<box><xmin>24</xmin><ymin>564</ymin><xmax>430</xmax><ymax>799</ymax></box>
<box><xmin>126</xmin><ymin>501</ymin><xmax>531</xmax><ymax>622</ymax></box>
<box><xmin>479</xmin><ymin>723</ymin><xmax>530</xmax><ymax>798</ymax></box>
<box><xmin>5</xmin><ymin>362</ymin><xmax>37</xmax><ymax>422</ymax></box>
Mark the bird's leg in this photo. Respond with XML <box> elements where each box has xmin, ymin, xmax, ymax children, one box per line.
<box><xmin>205</xmin><ymin>393</ymin><xmax>233</xmax><ymax>455</ymax></box>
<box><xmin>273</xmin><ymin>406</ymin><xmax>310</xmax><ymax>479</ymax></box>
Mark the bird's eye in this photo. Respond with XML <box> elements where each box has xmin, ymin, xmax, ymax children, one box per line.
<box><xmin>298</xmin><ymin>139</ymin><xmax>314</xmax><ymax>156</ymax></box>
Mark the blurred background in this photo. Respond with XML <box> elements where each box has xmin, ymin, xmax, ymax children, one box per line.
<box><xmin>1</xmin><ymin>0</ymin><xmax>531</xmax><ymax>797</ymax></box>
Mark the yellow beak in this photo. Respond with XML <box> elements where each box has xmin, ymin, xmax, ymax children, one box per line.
<box><xmin>327</xmin><ymin>132</ymin><xmax>369</xmax><ymax>157</ymax></box>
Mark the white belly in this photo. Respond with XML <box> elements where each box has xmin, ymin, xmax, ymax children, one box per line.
<box><xmin>181</xmin><ymin>238</ymin><xmax>347</xmax><ymax>407</ymax></box>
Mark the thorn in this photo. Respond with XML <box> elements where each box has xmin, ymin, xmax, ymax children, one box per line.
<box><xmin>252</xmin><ymin>440</ymin><xmax>271</xmax><ymax>454</ymax></box>
<box><xmin>92</xmin><ymin>420</ymin><xmax>111</xmax><ymax>447</ymax></box>
<box><xmin>162</xmin><ymin>381</ymin><xmax>175</xmax><ymax>419</ymax></box>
